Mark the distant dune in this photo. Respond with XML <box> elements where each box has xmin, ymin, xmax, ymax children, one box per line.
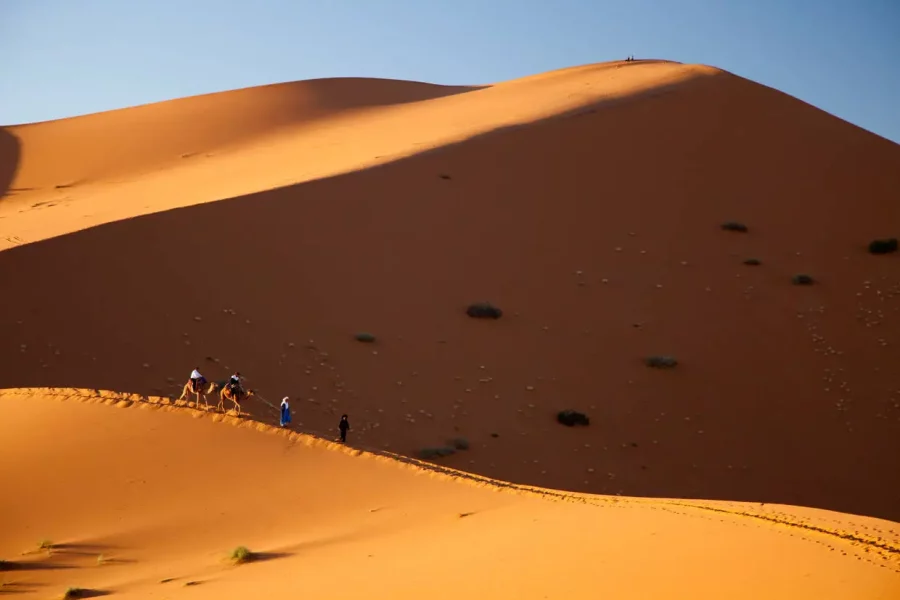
<box><xmin>1</xmin><ymin>59</ymin><xmax>899</xmax><ymax>598</ymax></box>
<box><xmin>2</xmin><ymin>77</ymin><xmax>478</xmax><ymax>190</ymax></box>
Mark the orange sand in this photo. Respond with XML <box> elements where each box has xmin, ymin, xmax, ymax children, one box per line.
<box><xmin>1</xmin><ymin>388</ymin><xmax>898</xmax><ymax>599</ymax></box>
<box><xmin>2</xmin><ymin>59</ymin><xmax>900</xmax><ymax>598</ymax></box>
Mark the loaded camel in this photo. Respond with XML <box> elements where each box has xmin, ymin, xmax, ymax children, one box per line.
<box><xmin>177</xmin><ymin>378</ymin><xmax>212</xmax><ymax>410</ymax></box>
<box><xmin>207</xmin><ymin>380</ymin><xmax>254</xmax><ymax>415</ymax></box>
<box><xmin>177</xmin><ymin>379</ymin><xmax>253</xmax><ymax>415</ymax></box>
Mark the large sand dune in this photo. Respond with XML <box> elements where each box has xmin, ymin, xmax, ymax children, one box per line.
<box><xmin>0</xmin><ymin>60</ymin><xmax>712</xmax><ymax>248</ymax></box>
<box><xmin>2</xmin><ymin>60</ymin><xmax>899</xmax><ymax>521</ymax></box>
<box><xmin>1</xmin><ymin>59</ymin><xmax>900</xmax><ymax>597</ymax></box>
<box><xmin>1</xmin><ymin>388</ymin><xmax>897</xmax><ymax>599</ymax></box>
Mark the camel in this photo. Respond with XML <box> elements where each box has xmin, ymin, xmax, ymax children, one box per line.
<box><xmin>177</xmin><ymin>378</ymin><xmax>211</xmax><ymax>410</ymax></box>
<box><xmin>208</xmin><ymin>380</ymin><xmax>253</xmax><ymax>415</ymax></box>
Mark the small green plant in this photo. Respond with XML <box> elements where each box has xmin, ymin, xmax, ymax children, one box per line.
<box><xmin>230</xmin><ymin>546</ymin><xmax>253</xmax><ymax>564</ymax></box>
<box><xmin>354</xmin><ymin>332</ymin><xmax>376</xmax><ymax>343</ymax></box>
<box><xmin>792</xmin><ymin>274</ymin><xmax>814</xmax><ymax>286</ymax></box>
<box><xmin>868</xmin><ymin>238</ymin><xmax>898</xmax><ymax>255</ymax></box>
<box><xmin>419</xmin><ymin>446</ymin><xmax>456</xmax><ymax>459</ymax></box>
<box><xmin>38</xmin><ymin>540</ymin><xmax>54</xmax><ymax>552</ymax></box>
<box><xmin>743</xmin><ymin>258</ymin><xmax>761</xmax><ymax>266</ymax></box>
<box><xmin>721</xmin><ymin>221</ymin><xmax>749</xmax><ymax>233</ymax></box>
<box><xmin>96</xmin><ymin>554</ymin><xmax>107</xmax><ymax>566</ymax></box>
<box><xmin>645</xmin><ymin>355</ymin><xmax>678</xmax><ymax>368</ymax></box>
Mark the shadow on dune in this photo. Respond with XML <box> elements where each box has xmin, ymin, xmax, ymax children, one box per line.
<box><xmin>0</xmin><ymin>560</ymin><xmax>77</xmax><ymax>572</ymax></box>
<box><xmin>62</xmin><ymin>590</ymin><xmax>111</xmax><ymax>599</ymax></box>
<box><xmin>0</xmin><ymin>583</ymin><xmax>44</xmax><ymax>594</ymax></box>
<box><xmin>1</xmin><ymin>69</ymin><xmax>899</xmax><ymax>521</ymax></box>
<box><xmin>52</xmin><ymin>543</ymin><xmax>124</xmax><ymax>553</ymax></box>
<box><xmin>246</xmin><ymin>551</ymin><xmax>291</xmax><ymax>563</ymax></box>
<box><xmin>0</xmin><ymin>127</ymin><xmax>20</xmax><ymax>198</ymax></box>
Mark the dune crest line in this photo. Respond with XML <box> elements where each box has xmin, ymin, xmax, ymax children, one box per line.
<box><xmin>2</xmin><ymin>386</ymin><xmax>898</xmax><ymax>565</ymax></box>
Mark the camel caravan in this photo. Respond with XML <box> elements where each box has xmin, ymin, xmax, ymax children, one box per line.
<box><xmin>177</xmin><ymin>368</ymin><xmax>254</xmax><ymax>415</ymax></box>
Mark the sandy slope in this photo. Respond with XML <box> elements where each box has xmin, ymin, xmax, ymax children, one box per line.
<box><xmin>1</xmin><ymin>77</ymin><xmax>478</xmax><ymax>193</ymax></box>
<box><xmin>0</xmin><ymin>60</ymin><xmax>706</xmax><ymax>249</ymax></box>
<box><xmin>1</xmin><ymin>388</ymin><xmax>897</xmax><ymax>600</ymax></box>
<box><xmin>1</xmin><ymin>59</ymin><xmax>899</xmax><ymax>528</ymax></box>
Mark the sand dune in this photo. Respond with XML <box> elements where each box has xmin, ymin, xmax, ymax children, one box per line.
<box><xmin>0</xmin><ymin>60</ymin><xmax>710</xmax><ymax>249</ymax></box>
<box><xmin>1</xmin><ymin>60</ymin><xmax>899</xmax><ymax>521</ymax></box>
<box><xmin>1</xmin><ymin>77</ymin><xmax>478</xmax><ymax>193</ymax></box>
<box><xmin>1</xmin><ymin>388</ymin><xmax>897</xmax><ymax>599</ymax></box>
<box><xmin>1</xmin><ymin>58</ymin><xmax>900</xmax><ymax>598</ymax></box>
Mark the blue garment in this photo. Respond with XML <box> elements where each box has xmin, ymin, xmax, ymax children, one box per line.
<box><xmin>280</xmin><ymin>402</ymin><xmax>291</xmax><ymax>426</ymax></box>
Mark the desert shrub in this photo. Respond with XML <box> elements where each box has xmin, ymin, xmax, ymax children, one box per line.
<box><xmin>354</xmin><ymin>332</ymin><xmax>376</xmax><ymax>343</ymax></box>
<box><xmin>645</xmin><ymin>355</ymin><xmax>678</xmax><ymax>368</ymax></box>
<box><xmin>418</xmin><ymin>446</ymin><xmax>456</xmax><ymax>459</ymax></box>
<box><xmin>743</xmin><ymin>258</ymin><xmax>761</xmax><ymax>266</ymax></box>
<box><xmin>466</xmin><ymin>302</ymin><xmax>502</xmax><ymax>319</ymax></box>
<box><xmin>868</xmin><ymin>238</ymin><xmax>898</xmax><ymax>255</ymax></box>
<box><xmin>792</xmin><ymin>274</ymin><xmax>814</xmax><ymax>286</ymax></box>
<box><xmin>230</xmin><ymin>546</ymin><xmax>253</xmax><ymax>564</ymax></box>
<box><xmin>448</xmin><ymin>437</ymin><xmax>470</xmax><ymax>450</ymax></box>
<box><xmin>721</xmin><ymin>221</ymin><xmax>749</xmax><ymax>233</ymax></box>
<box><xmin>63</xmin><ymin>589</ymin><xmax>87</xmax><ymax>599</ymax></box>
<box><xmin>557</xmin><ymin>410</ymin><xmax>590</xmax><ymax>427</ymax></box>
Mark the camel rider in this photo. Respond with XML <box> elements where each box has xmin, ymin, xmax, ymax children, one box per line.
<box><xmin>189</xmin><ymin>367</ymin><xmax>206</xmax><ymax>392</ymax></box>
<box><xmin>228</xmin><ymin>372</ymin><xmax>243</xmax><ymax>395</ymax></box>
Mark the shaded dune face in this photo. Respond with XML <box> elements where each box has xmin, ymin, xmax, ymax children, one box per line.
<box><xmin>0</xmin><ymin>126</ymin><xmax>20</xmax><ymax>198</ymax></box>
<box><xmin>1</xmin><ymin>64</ymin><xmax>900</xmax><ymax>522</ymax></box>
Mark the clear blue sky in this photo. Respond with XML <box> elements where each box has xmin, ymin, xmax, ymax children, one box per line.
<box><xmin>3</xmin><ymin>0</ymin><xmax>899</xmax><ymax>143</ymax></box>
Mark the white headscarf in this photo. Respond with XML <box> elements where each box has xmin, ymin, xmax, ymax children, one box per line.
<box><xmin>281</xmin><ymin>396</ymin><xmax>289</xmax><ymax>407</ymax></box>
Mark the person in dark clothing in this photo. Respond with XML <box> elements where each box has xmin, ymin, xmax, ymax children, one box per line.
<box><xmin>227</xmin><ymin>372</ymin><xmax>242</xmax><ymax>395</ymax></box>
<box><xmin>339</xmin><ymin>414</ymin><xmax>350</xmax><ymax>443</ymax></box>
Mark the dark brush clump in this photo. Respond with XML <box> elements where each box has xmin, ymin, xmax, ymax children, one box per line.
<box><xmin>743</xmin><ymin>258</ymin><xmax>761</xmax><ymax>266</ymax></box>
<box><xmin>792</xmin><ymin>274</ymin><xmax>814</xmax><ymax>286</ymax></box>
<box><xmin>466</xmin><ymin>302</ymin><xmax>502</xmax><ymax>319</ymax></box>
<box><xmin>721</xmin><ymin>221</ymin><xmax>749</xmax><ymax>233</ymax></box>
<box><xmin>868</xmin><ymin>238</ymin><xmax>898</xmax><ymax>255</ymax></box>
<box><xmin>645</xmin><ymin>355</ymin><xmax>678</xmax><ymax>368</ymax></box>
<box><xmin>419</xmin><ymin>446</ymin><xmax>456</xmax><ymax>459</ymax></box>
<box><xmin>557</xmin><ymin>410</ymin><xmax>590</xmax><ymax>427</ymax></box>
<box><xmin>448</xmin><ymin>437</ymin><xmax>470</xmax><ymax>450</ymax></box>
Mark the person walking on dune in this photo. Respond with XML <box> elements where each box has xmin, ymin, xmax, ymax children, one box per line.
<box><xmin>339</xmin><ymin>414</ymin><xmax>350</xmax><ymax>443</ymax></box>
<box><xmin>280</xmin><ymin>397</ymin><xmax>292</xmax><ymax>427</ymax></box>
